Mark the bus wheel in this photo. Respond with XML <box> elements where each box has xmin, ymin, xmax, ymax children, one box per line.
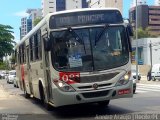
<box><xmin>39</xmin><ymin>84</ymin><xmax>52</xmax><ymax>111</ymax></box>
<box><xmin>24</xmin><ymin>90</ymin><xmax>30</xmax><ymax>98</ymax></box>
<box><xmin>98</xmin><ymin>100</ymin><xmax>110</xmax><ymax>107</ymax></box>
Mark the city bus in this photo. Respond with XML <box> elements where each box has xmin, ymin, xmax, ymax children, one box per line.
<box><xmin>14</xmin><ymin>8</ymin><xmax>133</xmax><ymax>109</ymax></box>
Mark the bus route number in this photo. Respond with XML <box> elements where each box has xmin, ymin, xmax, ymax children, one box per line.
<box><xmin>59</xmin><ymin>72</ymin><xmax>80</xmax><ymax>83</ymax></box>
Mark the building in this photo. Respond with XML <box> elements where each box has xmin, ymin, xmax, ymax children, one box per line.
<box><xmin>130</xmin><ymin>0</ymin><xmax>146</xmax><ymax>8</ymax></box>
<box><xmin>42</xmin><ymin>0</ymin><xmax>88</xmax><ymax>17</ymax></box>
<box><xmin>20</xmin><ymin>17</ymin><xmax>28</xmax><ymax>39</ymax></box>
<box><xmin>20</xmin><ymin>9</ymin><xmax>42</xmax><ymax>39</ymax></box>
<box><xmin>20</xmin><ymin>17</ymin><xmax>32</xmax><ymax>39</ymax></box>
<box><xmin>132</xmin><ymin>38</ymin><xmax>160</xmax><ymax>66</ymax></box>
<box><xmin>155</xmin><ymin>0</ymin><xmax>160</xmax><ymax>6</ymax></box>
<box><xmin>88</xmin><ymin>0</ymin><xmax>123</xmax><ymax>14</ymax></box>
<box><xmin>42</xmin><ymin>0</ymin><xmax>56</xmax><ymax>17</ymax></box>
<box><xmin>129</xmin><ymin>5</ymin><xmax>160</xmax><ymax>36</ymax></box>
<box><xmin>66</xmin><ymin>0</ymin><xmax>88</xmax><ymax>10</ymax></box>
<box><xmin>27</xmin><ymin>9</ymin><xmax>42</xmax><ymax>28</ymax></box>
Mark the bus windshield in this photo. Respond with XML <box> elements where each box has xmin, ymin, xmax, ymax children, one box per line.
<box><xmin>50</xmin><ymin>25</ymin><xmax>129</xmax><ymax>72</ymax></box>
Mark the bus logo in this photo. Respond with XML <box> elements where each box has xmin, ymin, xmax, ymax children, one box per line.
<box><xmin>92</xmin><ymin>83</ymin><xmax>98</xmax><ymax>89</ymax></box>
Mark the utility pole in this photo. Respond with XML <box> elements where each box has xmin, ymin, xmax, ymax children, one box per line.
<box><xmin>149</xmin><ymin>41</ymin><xmax>152</xmax><ymax>69</ymax></box>
<box><xmin>135</xmin><ymin>0</ymin><xmax>139</xmax><ymax>81</ymax></box>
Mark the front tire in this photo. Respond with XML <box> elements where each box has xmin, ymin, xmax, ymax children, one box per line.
<box><xmin>39</xmin><ymin>84</ymin><xmax>52</xmax><ymax>111</ymax></box>
<box><xmin>147</xmin><ymin>76</ymin><xmax>151</xmax><ymax>81</ymax></box>
<box><xmin>133</xmin><ymin>89</ymin><xmax>136</xmax><ymax>94</ymax></box>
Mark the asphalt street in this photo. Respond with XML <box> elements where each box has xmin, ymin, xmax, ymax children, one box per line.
<box><xmin>0</xmin><ymin>79</ymin><xmax>160</xmax><ymax>120</ymax></box>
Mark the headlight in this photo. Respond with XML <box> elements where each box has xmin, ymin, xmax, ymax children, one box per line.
<box><xmin>53</xmin><ymin>79</ymin><xmax>76</xmax><ymax>92</ymax></box>
<box><xmin>116</xmin><ymin>71</ymin><xmax>131</xmax><ymax>86</ymax></box>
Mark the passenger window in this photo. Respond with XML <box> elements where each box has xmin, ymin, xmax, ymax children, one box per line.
<box><xmin>34</xmin><ymin>33</ymin><xmax>39</xmax><ymax>60</ymax></box>
<box><xmin>37</xmin><ymin>31</ymin><xmax>42</xmax><ymax>60</ymax></box>
<box><xmin>29</xmin><ymin>31</ymin><xmax>42</xmax><ymax>62</ymax></box>
<box><xmin>14</xmin><ymin>50</ymin><xmax>17</xmax><ymax>63</ymax></box>
<box><xmin>22</xmin><ymin>44</ymin><xmax>26</xmax><ymax>63</ymax></box>
<box><xmin>29</xmin><ymin>37</ymin><xmax>34</xmax><ymax>61</ymax></box>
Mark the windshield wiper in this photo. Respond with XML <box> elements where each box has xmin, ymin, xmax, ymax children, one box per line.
<box><xmin>67</xmin><ymin>27</ymin><xmax>86</xmax><ymax>53</ymax></box>
<box><xmin>95</xmin><ymin>24</ymin><xmax>109</xmax><ymax>46</ymax></box>
<box><xmin>67</xmin><ymin>27</ymin><xmax>83</xmax><ymax>45</ymax></box>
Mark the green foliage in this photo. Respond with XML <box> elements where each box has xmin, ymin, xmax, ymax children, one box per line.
<box><xmin>33</xmin><ymin>18</ymin><xmax>42</xmax><ymax>26</ymax></box>
<box><xmin>0</xmin><ymin>24</ymin><xmax>15</xmax><ymax>61</ymax></box>
<box><xmin>0</xmin><ymin>61</ymin><xmax>10</xmax><ymax>70</ymax></box>
<box><xmin>10</xmin><ymin>54</ymin><xmax>15</xmax><ymax>64</ymax></box>
<box><xmin>133</xmin><ymin>27</ymin><xmax>152</xmax><ymax>39</ymax></box>
<box><xmin>0</xmin><ymin>61</ymin><xmax>6</xmax><ymax>70</ymax></box>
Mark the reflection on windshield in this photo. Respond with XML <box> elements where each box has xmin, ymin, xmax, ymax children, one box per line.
<box><xmin>50</xmin><ymin>26</ymin><xmax>129</xmax><ymax>72</ymax></box>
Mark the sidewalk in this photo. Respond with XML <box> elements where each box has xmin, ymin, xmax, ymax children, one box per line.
<box><xmin>137</xmin><ymin>76</ymin><xmax>160</xmax><ymax>85</ymax></box>
<box><xmin>0</xmin><ymin>85</ymin><xmax>9</xmax><ymax>99</ymax></box>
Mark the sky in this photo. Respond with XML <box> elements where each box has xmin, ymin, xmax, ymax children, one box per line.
<box><xmin>0</xmin><ymin>0</ymin><xmax>154</xmax><ymax>43</ymax></box>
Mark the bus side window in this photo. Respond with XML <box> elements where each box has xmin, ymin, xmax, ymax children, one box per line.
<box><xmin>19</xmin><ymin>46</ymin><xmax>22</xmax><ymax>64</ymax></box>
<box><xmin>29</xmin><ymin>37</ymin><xmax>34</xmax><ymax>61</ymax></box>
<box><xmin>15</xmin><ymin>50</ymin><xmax>17</xmax><ymax>64</ymax></box>
<box><xmin>38</xmin><ymin>30</ymin><xmax>42</xmax><ymax>60</ymax></box>
<box><xmin>32</xmin><ymin>31</ymin><xmax>42</xmax><ymax>61</ymax></box>
<box><xmin>22</xmin><ymin>43</ymin><xmax>26</xmax><ymax>64</ymax></box>
<box><xmin>34</xmin><ymin>33</ymin><xmax>39</xmax><ymax>60</ymax></box>
<box><xmin>17</xmin><ymin>52</ymin><xmax>20</xmax><ymax>64</ymax></box>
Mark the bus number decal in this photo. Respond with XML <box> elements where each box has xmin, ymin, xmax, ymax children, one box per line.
<box><xmin>59</xmin><ymin>72</ymin><xmax>80</xmax><ymax>83</ymax></box>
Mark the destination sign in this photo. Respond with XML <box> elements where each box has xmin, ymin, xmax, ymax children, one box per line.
<box><xmin>49</xmin><ymin>10</ymin><xmax>123</xmax><ymax>29</ymax></box>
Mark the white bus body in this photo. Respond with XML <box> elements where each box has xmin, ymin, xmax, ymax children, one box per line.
<box><xmin>15</xmin><ymin>8</ymin><xmax>133</xmax><ymax>108</ymax></box>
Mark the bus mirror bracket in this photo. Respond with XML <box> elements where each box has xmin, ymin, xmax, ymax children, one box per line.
<box><xmin>127</xmin><ymin>25</ymin><xmax>134</xmax><ymax>37</ymax></box>
<box><xmin>44</xmin><ymin>38</ymin><xmax>51</xmax><ymax>51</ymax></box>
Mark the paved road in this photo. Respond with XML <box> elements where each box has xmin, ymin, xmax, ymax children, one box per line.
<box><xmin>0</xmin><ymin>79</ymin><xmax>160</xmax><ymax>120</ymax></box>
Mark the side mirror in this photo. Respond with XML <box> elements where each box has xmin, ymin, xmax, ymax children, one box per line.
<box><xmin>127</xmin><ymin>25</ymin><xmax>134</xmax><ymax>37</ymax></box>
<box><xmin>44</xmin><ymin>38</ymin><xmax>51</xmax><ymax>51</ymax></box>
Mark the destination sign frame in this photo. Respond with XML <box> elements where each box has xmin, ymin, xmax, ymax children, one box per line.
<box><xmin>49</xmin><ymin>10</ymin><xmax>123</xmax><ymax>29</ymax></box>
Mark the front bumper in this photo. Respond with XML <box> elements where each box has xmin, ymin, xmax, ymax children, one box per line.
<box><xmin>52</xmin><ymin>80</ymin><xmax>133</xmax><ymax>107</ymax></box>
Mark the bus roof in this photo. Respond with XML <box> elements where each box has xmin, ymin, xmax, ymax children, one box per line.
<box><xmin>15</xmin><ymin>8</ymin><xmax>121</xmax><ymax>49</ymax></box>
<box><xmin>51</xmin><ymin>8</ymin><xmax>120</xmax><ymax>15</ymax></box>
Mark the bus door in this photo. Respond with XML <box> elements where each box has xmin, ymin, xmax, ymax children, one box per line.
<box><xmin>26</xmin><ymin>46</ymin><xmax>33</xmax><ymax>95</ymax></box>
<box><xmin>43</xmin><ymin>35</ymin><xmax>53</xmax><ymax>102</ymax></box>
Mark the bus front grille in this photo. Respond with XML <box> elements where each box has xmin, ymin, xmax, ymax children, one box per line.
<box><xmin>78</xmin><ymin>83</ymin><xmax>112</xmax><ymax>90</ymax></box>
<box><xmin>80</xmin><ymin>72</ymin><xmax>119</xmax><ymax>83</ymax></box>
<box><xmin>82</xmin><ymin>90</ymin><xmax>110</xmax><ymax>98</ymax></box>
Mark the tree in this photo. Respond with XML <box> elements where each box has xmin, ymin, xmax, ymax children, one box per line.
<box><xmin>0</xmin><ymin>24</ymin><xmax>15</xmax><ymax>62</ymax></box>
<box><xmin>133</xmin><ymin>27</ymin><xmax>151</xmax><ymax>39</ymax></box>
<box><xmin>9</xmin><ymin>54</ymin><xmax>16</xmax><ymax>70</ymax></box>
<box><xmin>33</xmin><ymin>18</ymin><xmax>42</xmax><ymax>26</ymax></box>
